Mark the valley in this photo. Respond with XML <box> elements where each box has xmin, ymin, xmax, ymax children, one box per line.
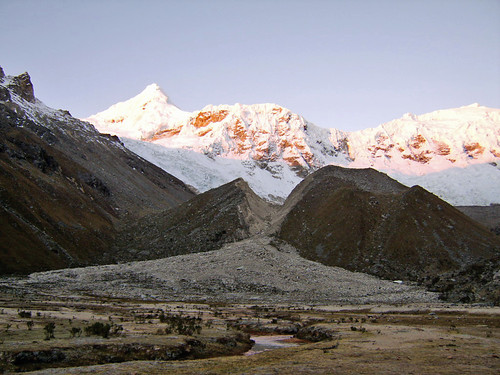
<box><xmin>0</xmin><ymin>291</ymin><xmax>498</xmax><ymax>374</ymax></box>
<box><xmin>1</xmin><ymin>67</ymin><xmax>499</xmax><ymax>373</ymax></box>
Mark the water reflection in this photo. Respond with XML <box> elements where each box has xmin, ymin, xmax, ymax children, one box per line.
<box><xmin>244</xmin><ymin>335</ymin><xmax>299</xmax><ymax>356</ymax></box>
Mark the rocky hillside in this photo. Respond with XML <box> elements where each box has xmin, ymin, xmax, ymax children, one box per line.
<box><xmin>4</xmin><ymin>236</ymin><xmax>438</xmax><ymax>305</ymax></box>
<box><xmin>425</xmin><ymin>255</ymin><xmax>500</xmax><ymax>305</ymax></box>
<box><xmin>113</xmin><ymin>178</ymin><xmax>276</xmax><ymax>262</ymax></box>
<box><xmin>0</xmin><ymin>68</ymin><xmax>195</xmax><ymax>274</ymax></box>
<box><xmin>275</xmin><ymin>166</ymin><xmax>500</xmax><ymax>282</ymax></box>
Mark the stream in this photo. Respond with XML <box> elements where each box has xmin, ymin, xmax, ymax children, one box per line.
<box><xmin>244</xmin><ymin>335</ymin><xmax>300</xmax><ymax>356</ymax></box>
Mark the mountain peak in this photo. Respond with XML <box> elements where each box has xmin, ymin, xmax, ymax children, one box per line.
<box><xmin>84</xmin><ymin>89</ymin><xmax>500</xmax><ymax>206</ymax></box>
<box><xmin>83</xmin><ymin>83</ymin><xmax>190</xmax><ymax>140</ymax></box>
<box><xmin>141</xmin><ymin>83</ymin><xmax>164</xmax><ymax>95</ymax></box>
<box><xmin>0</xmin><ymin>69</ymin><xmax>36</xmax><ymax>103</ymax></box>
<box><xmin>137</xmin><ymin>83</ymin><xmax>171</xmax><ymax>102</ymax></box>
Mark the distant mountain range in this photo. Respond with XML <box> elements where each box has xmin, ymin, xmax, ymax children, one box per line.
<box><xmin>85</xmin><ymin>84</ymin><xmax>500</xmax><ymax>205</ymax></box>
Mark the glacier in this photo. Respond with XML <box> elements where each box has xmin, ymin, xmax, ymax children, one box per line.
<box><xmin>84</xmin><ymin>85</ymin><xmax>500</xmax><ymax>206</ymax></box>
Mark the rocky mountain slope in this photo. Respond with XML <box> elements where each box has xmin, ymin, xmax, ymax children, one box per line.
<box><xmin>456</xmin><ymin>205</ymin><xmax>500</xmax><ymax>234</ymax></box>
<box><xmin>0</xmin><ymin>68</ymin><xmax>195</xmax><ymax>274</ymax></box>
<box><xmin>104</xmin><ymin>161</ymin><xmax>499</xmax><ymax>304</ymax></box>
<box><xmin>275</xmin><ymin>166</ymin><xmax>500</xmax><ymax>282</ymax></box>
<box><xmin>85</xmin><ymin>85</ymin><xmax>500</xmax><ymax>205</ymax></box>
<box><xmin>3</xmin><ymin>237</ymin><xmax>438</xmax><ymax>305</ymax></box>
<box><xmin>112</xmin><ymin>178</ymin><xmax>276</xmax><ymax>263</ymax></box>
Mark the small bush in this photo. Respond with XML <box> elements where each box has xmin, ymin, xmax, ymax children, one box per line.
<box><xmin>69</xmin><ymin>327</ymin><xmax>82</xmax><ymax>338</ymax></box>
<box><xmin>84</xmin><ymin>322</ymin><xmax>122</xmax><ymax>338</ymax></box>
<box><xmin>18</xmin><ymin>310</ymin><xmax>32</xmax><ymax>319</ymax></box>
<box><xmin>159</xmin><ymin>312</ymin><xmax>202</xmax><ymax>336</ymax></box>
<box><xmin>84</xmin><ymin>322</ymin><xmax>111</xmax><ymax>338</ymax></box>
<box><xmin>44</xmin><ymin>322</ymin><xmax>55</xmax><ymax>340</ymax></box>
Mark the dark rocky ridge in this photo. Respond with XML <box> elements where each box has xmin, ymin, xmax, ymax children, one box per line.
<box><xmin>0</xmin><ymin>68</ymin><xmax>196</xmax><ymax>274</ymax></box>
<box><xmin>113</xmin><ymin>178</ymin><xmax>276</xmax><ymax>262</ymax></box>
<box><xmin>270</xmin><ymin>165</ymin><xmax>409</xmax><ymax>229</ymax></box>
<box><xmin>275</xmin><ymin>165</ymin><xmax>500</xmax><ymax>283</ymax></box>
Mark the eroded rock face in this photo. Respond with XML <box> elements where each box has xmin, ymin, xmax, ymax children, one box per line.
<box><xmin>9</xmin><ymin>72</ymin><xmax>35</xmax><ymax>103</ymax></box>
<box><xmin>191</xmin><ymin>110</ymin><xmax>229</xmax><ymax>128</ymax></box>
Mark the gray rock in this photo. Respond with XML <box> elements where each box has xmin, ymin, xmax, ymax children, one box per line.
<box><xmin>9</xmin><ymin>72</ymin><xmax>35</xmax><ymax>103</ymax></box>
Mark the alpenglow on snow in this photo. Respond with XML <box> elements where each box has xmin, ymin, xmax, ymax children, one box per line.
<box><xmin>85</xmin><ymin>85</ymin><xmax>500</xmax><ymax>206</ymax></box>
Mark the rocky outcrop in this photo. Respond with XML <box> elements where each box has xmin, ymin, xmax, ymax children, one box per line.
<box><xmin>295</xmin><ymin>325</ymin><xmax>340</xmax><ymax>342</ymax></box>
<box><xmin>8</xmin><ymin>72</ymin><xmax>35</xmax><ymax>103</ymax></box>
<box><xmin>0</xmin><ymin>85</ymin><xmax>10</xmax><ymax>101</ymax></box>
<box><xmin>426</xmin><ymin>255</ymin><xmax>500</xmax><ymax>305</ymax></box>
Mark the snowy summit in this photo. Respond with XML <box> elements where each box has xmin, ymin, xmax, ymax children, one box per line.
<box><xmin>84</xmin><ymin>85</ymin><xmax>500</xmax><ymax>206</ymax></box>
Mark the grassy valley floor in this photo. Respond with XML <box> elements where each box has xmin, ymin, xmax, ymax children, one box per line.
<box><xmin>0</xmin><ymin>292</ymin><xmax>498</xmax><ymax>374</ymax></box>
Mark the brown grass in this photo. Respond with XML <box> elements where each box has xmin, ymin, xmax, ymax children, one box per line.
<box><xmin>5</xmin><ymin>297</ymin><xmax>497</xmax><ymax>375</ymax></box>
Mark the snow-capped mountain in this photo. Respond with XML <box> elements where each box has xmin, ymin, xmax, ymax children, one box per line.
<box><xmin>348</xmin><ymin>103</ymin><xmax>500</xmax><ymax>173</ymax></box>
<box><xmin>86</xmin><ymin>85</ymin><xmax>348</xmax><ymax>171</ymax></box>
<box><xmin>85</xmin><ymin>85</ymin><xmax>500</xmax><ymax>205</ymax></box>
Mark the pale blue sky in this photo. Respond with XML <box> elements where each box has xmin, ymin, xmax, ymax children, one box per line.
<box><xmin>1</xmin><ymin>0</ymin><xmax>499</xmax><ymax>131</ymax></box>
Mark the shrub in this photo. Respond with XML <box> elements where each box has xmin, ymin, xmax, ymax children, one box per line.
<box><xmin>44</xmin><ymin>322</ymin><xmax>55</xmax><ymax>340</ymax></box>
<box><xmin>69</xmin><ymin>327</ymin><xmax>82</xmax><ymax>338</ymax></box>
<box><xmin>18</xmin><ymin>310</ymin><xmax>31</xmax><ymax>319</ymax></box>
<box><xmin>159</xmin><ymin>313</ymin><xmax>202</xmax><ymax>336</ymax></box>
<box><xmin>84</xmin><ymin>322</ymin><xmax>122</xmax><ymax>338</ymax></box>
<box><xmin>84</xmin><ymin>322</ymin><xmax>111</xmax><ymax>338</ymax></box>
